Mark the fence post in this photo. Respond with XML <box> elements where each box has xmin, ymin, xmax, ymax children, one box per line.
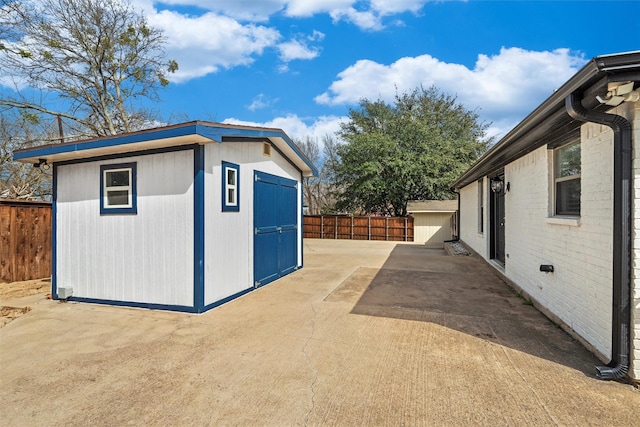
<box><xmin>385</xmin><ymin>217</ymin><xmax>389</xmax><ymax>241</ymax></box>
<box><xmin>368</xmin><ymin>216</ymin><xmax>371</xmax><ymax>241</ymax></box>
<box><xmin>404</xmin><ymin>217</ymin><xmax>408</xmax><ymax>241</ymax></box>
<box><xmin>334</xmin><ymin>215</ymin><xmax>338</xmax><ymax>239</ymax></box>
<box><xmin>320</xmin><ymin>215</ymin><xmax>324</xmax><ymax>239</ymax></box>
<box><xmin>350</xmin><ymin>215</ymin><xmax>354</xmax><ymax>239</ymax></box>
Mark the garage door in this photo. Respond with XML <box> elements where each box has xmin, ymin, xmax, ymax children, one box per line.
<box><xmin>254</xmin><ymin>171</ymin><xmax>298</xmax><ymax>287</ymax></box>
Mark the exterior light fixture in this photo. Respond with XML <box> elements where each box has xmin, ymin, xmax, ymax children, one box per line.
<box><xmin>595</xmin><ymin>82</ymin><xmax>638</xmax><ymax>106</ymax></box>
<box><xmin>33</xmin><ymin>159</ymin><xmax>50</xmax><ymax>170</ymax></box>
<box><xmin>490</xmin><ymin>177</ymin><xmax>504</xmax><ymax>193</ymax></box>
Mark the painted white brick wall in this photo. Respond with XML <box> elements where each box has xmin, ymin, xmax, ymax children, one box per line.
<box><xmin>504</xmin><ymin>135</ymin><xmax>614</xmax><ymax>360</ymax></box>
<box><xmin>459</xmin><ymin>101</ymin><xmax>639</xmax><ymax>380</ymax></box>
<box><xmin>459</xmin><ymin>178</ymin><xmax>486</xmax><ymax>256</ymax></box>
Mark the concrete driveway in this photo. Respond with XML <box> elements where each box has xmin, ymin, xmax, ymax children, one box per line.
<box><xmin>1</xmin><ymin>239</ymin><xmax>638</xmax><ymax>426</ymax></box>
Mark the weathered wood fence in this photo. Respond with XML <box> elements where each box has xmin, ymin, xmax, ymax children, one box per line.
<box><xmin>304</xmin><ymin>215</ymin><xmax>413</xmax><ymax>242</ymax></box>
<box><xmin>0</xmin><ymin>199</ymin><xmax>52</xmax><ymax>283</ymax></box>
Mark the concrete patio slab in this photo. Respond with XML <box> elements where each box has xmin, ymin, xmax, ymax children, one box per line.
<box><xmin>1</xmin><ymin>239</ymin><xmax>638</xmax><ymax>426</ymax></box>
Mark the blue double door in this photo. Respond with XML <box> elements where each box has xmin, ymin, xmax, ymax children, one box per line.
<box><xmin>254</xmin><ymin>171</ymin><xmax>298</xmax><ymax>287</ymax></box>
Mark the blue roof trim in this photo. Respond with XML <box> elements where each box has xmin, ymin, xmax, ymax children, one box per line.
<box><xmin>14</xmin><ymin>121</ymin><xmax>318</xmax><ymax>176</ymax></box>
<box><xmin>188</xmin><ymin>123</ymin><xmax>318</xmax><ymax>175</ymax></box>
<box><xmin>13</xmin><ymin>124</ymin><xmax>201</xmax><ymax>161</ymax></box>
<box><xmin>208</xmin><ymin>124</ymin><xmax>318</xmax><ymax>176</ymax></box>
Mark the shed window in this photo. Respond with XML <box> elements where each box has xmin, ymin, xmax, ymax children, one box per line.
<box><xmin>222</xmin><ymin>161</ymin><xmax>239</xmax><ymax>212</ymax></box>
<box><xmin>554</xmin><ymin>141</ymin><xmax>581</xmax><ymax>216</ymax></box>
<box><xmin>100</xmin><ymin>163</ymin><xmax>137</xmax><ymax>215</ymax></box>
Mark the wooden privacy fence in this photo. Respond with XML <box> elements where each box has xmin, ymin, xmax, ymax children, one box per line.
<box><xmin>304</xmin><ymin>215</ymin><xmax>414</xmax><ymax>242</ymax></box>
<box><xmin>0</xmin><ymin>199</ymin><xmax>52</xmax><ymax>283</ymax></box>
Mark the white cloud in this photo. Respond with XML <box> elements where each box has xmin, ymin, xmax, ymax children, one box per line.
<box><xmin>310</xmin><ymin>30</ymin><xmax>326</xmax><ymax>42</ymax></box>
<box><xmin>286</xmin><ymin>0</ymin><xmax>430</xmax><ymax>30</ymax></box>
<box><xmin>330</xmin><ymin>8</ymin><xmax>383</xmax><ymax>31</ymax></box>
<box><xmin>276</xmin><ymin>30</ymin><xmax>324</xmax><ymax>65</ymax></box>
<box><xmin>222</xmin><ymin>114</ymin><xmax>346</xmax><ymax>146</ymax></box>
<box><xmin>131</xmin><ymin>2</ymin><xmax>330</xmax><ymax>82</ymax></box>
<box><xmin>124</xmin><ymin>1</ymin><xmax>436</xmax><ymax>82</ymax></box>
<box><xmin>370</xmin><ymin>0</ymin><xmax>426</xmax><ymax>15</ymax></box>
<box><xmin>145</xmin><ymin>0</ymin><xmax>285</xmax><ymax>21</ymax></box>
<box><xmin>315</xmin><ymin>47</ymin><xmax>587</xmax><ymax>139</ymax></box>
<box><xmin>278</xmin><ymin>38</ymin><xmax>321</xmax><ymax>62</ymax></box>
<box><xmin>148</xmin><ymin>10</ymin><xmax>281</xmax><ymax>82</ymax></box>
<box><xmin>284</xmin><ymin>0</ymin><xmax>355</xmax><ymax>17</ymax></box>
<box><xmin>139</xmin><ymin>1</ymin><xmax>429</xmax><ymax>31</ymax></box>
<box><xmin>247</xmin><ymin>94</ymin><xmax>279</xmax><ymax>111</ymax></box>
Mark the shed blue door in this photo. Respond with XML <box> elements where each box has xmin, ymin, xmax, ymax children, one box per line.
<box><xmin>254</xmin><ymin>171</ymin><xmax>298</xmax><ymax>287</ymax></box>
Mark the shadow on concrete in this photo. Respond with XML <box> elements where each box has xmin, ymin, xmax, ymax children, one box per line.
<box><xmin>333</xmin><ymin>244</ymin><xmax>600</xmax><ymax>376</ymax></box>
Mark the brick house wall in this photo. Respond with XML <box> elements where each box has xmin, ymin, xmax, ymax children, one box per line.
<box><xmin>459</xmin><ymin>101</ymin><xmax>638</xmax><ymax>379</ymax></box>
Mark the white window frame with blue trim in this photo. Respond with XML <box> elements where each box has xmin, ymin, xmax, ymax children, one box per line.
<box><xmin>222</xmin><ymin>161</ymin><xmax>239</xmax><ymax>212</ymax></box>
<box><xmin>100</xmin><ymin>162</ymin><xmax>137</xmax><ymax>214</ymax></box>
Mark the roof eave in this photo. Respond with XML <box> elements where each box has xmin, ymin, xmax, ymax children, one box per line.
<box><xmin>13</xmin><ymin>121</ymin><xmax>318</xmax><ymax>177</ymax></box>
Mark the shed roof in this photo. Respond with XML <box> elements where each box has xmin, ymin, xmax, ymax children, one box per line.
<box><xmin>407</xmin><ymin>200</ymin><xmax>457</xmax><ymax>213</ymax></box>
<box><xmin>452</xmin><ymin>50</ymin><xmax>640</xmax><ymax>190</ymax></box>
<box><xmin>13</xmin><ymin>121</ymin><xmax>318</xmax><ymax>177</ymax></box>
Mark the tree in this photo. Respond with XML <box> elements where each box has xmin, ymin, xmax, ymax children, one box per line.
<box><xmin>295</xmin><ymin>134</ymin><xmax>341</xmax><ymax>215</ymax></box>
<box><xmin>331</xmin><ymin>86</ymin><xmax>491</xmax><ymax>216</ymax></box>
<box><xmin>296</xmin><ymin>136</ymin><xmax>321</xmax><ymax>214</ymax></box>
<box><xmin>0</xmin><ymin>111</ymin><xmax>54</xmax><ymax>199</ymax></box>
<box><xmin>0</xmin><ymin>0</ymin><xmax>177</xmax><ymax>137</ymax></box>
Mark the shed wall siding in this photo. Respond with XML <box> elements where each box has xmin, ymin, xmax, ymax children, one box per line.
<box><xmin>56</xmin><ymin>150</ymin><xmax>195</xmax><ymax>306</ymax></box>
<box><xmin>413</xmin><ymin>212</ymin><xmax>454</xmax><ymax>246</ymax></box>
<box><xmin>204</xmin><ymin>141</ymin><xmax>302</xmax><ymax>305</ymax></box>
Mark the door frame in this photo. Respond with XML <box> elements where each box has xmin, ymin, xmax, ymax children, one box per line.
<box><xmin>489</xmin><ymin>172</ymin><xmax>506</xmax><ymax>266</ymax></box>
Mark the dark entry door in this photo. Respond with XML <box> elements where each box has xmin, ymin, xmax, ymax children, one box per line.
<box><xmin>490</xmin><ymin>174</ymin><xmax>506</xmax><ymax>265</ymax></box>
<box><xmin>254</xmin><ymin>171</ymin><xmax>298</xmax><ymax>287</ymax></box>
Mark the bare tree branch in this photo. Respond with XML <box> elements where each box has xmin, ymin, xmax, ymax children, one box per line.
<box><xmin>0</xmin><ymin>0</ymin><xmax>176</xmax><ymax>137</ymax></box>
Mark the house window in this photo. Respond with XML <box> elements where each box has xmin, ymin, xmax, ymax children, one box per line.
<box><xmin>100</xmin><ymin>163</ymin><xmax>137</xmax><ymax>215</ymax></box>
<box><xmin>478</xmin><ymin>178</ymin><xmax>484</xmax><ymax>233</ymax></box>
<box><xmin>222</xmin><ymin>161</ymin><xmax>239</xmax><ymax>212</ymax></box>
<box><xmin>554</xmin><ymin>141</ymin><xmax>581</xmax><ymax>216</ymax></box>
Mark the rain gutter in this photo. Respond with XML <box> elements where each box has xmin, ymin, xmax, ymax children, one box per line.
<box><xmin>565</xmin><ymin>92</ymin><xmax>632</xmax><ymax>380</ymax></box>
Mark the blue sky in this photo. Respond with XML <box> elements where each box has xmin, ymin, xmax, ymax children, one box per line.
<box><xmin>5</xmin><ymin>1</ymin><xmax>640</xmax><ymax>144</ymax></box>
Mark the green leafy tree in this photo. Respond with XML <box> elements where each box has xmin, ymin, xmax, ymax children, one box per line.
<box><xmin>332</xmin><ymin>86</ymin><xmax>491</xmax><ymax>216</ymax></box>
<box><xmin>0</xmin><ymin>0</ymin><xmax>177</xmax><ymax>137</ymax></box>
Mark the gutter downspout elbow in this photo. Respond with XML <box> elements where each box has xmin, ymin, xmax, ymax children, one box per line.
<box><xmin>565</xmin><ymin>92</ymin><xmax>632</xmax><ymax>381</ymax></box>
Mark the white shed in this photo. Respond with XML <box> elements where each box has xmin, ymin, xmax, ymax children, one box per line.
<box><xmin>407</xmin><ymin>200</ymin><xmax>457</xmax><ymax>247</ymax></box>
<box><xmin>13</xmin><ymin>121</ymin><xmax>317</xmax><ymax>313</ymax></box>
